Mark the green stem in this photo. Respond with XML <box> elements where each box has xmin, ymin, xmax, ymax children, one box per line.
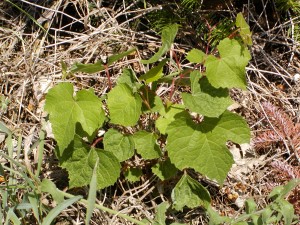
<box><xmin>59</xmin><ymin>190</ymin><xmax>150</xmax><ymax>225</ymax></box>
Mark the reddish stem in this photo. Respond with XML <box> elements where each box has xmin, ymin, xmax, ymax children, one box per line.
<box><xmin>228</xmin><ymin>29</ymin><xmax>240</xmax><ymax>39</ymax></box>
<box><xmin>91</xmin><ymin>137</ymin><xmax>103</xmax><ymax>148</ymax></box>
<box><xmin>169</xmin><ymin>49</ymin><xmax>183</xmax><ymax>101</ymax></box>
<box><xmin>104</xmin><ymin>64</ymin><xmax>112</xmax><ymax>90</ymax></box>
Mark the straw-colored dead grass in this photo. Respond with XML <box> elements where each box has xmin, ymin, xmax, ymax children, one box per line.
<box><xmin>0</xmin><ymin>0</ymin><xmax>299</xmax><ymax>224</ymax></box>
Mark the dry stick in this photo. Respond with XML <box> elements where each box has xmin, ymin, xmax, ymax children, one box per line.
<box><xmin>287</xmin><ymin>10</ymin><xmax>296</xmax><ymax>67</ymax></box>
<box><xmin>18</xmin><ymin>0</ymin><xmax>88</xmax><ymax>28</ymax></box>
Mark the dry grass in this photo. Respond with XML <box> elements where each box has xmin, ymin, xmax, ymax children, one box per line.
<box><xmin>0</xmin><ymin>0</ymin><xmax>299</xmax><ymax>224</ymax></box>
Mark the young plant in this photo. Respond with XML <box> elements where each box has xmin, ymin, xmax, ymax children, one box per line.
<box><xmin>43</xmin><ymin>13</ymin><xmax>269</xmax><ymax>223</ymax></box>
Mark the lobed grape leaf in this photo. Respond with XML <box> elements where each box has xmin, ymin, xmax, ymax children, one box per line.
<box><xmin>103</xmin><ymin>129</ymin><xmax>135</xmax><ymax>162</ymax></box>
<box><xmin>166</xmin><ymin>111</ymin><xmax>250</xmax><ymax>185</ymax></box>
<box><xmin>59</xmin><ymin>135</ymin><xmax>120</xmax><ymax>189</ymax></box>
<box><xmin>205</xmin><ymin>38</ymin><xmax>251</xmax><ymax>90</ymax></box>
<box><xmin>133</xmin><ymin>131</ymin><xmax>161</xmax><ymax>159</ymax></box>
<box><xmin>182</xmin><ymin>71</ymin><xmax>232</xmax><ymax>117</ymax></box>
<box><xmin>236</xmin><ymin>12</ymin><xmax>252</xmax><ymax>46</ymax></box>
<box><xmin>155</xmin><ymin>104</ymin><xmax>185</xmax><ymax>134</ymax></box>
<box><xmin>44</xmin><ymin>82</ymin><xmax>105</xmax><ymax>151</ymax></box>
<box><xmin>186</xmin><ymin>49</ymin><xmax>206</xmax><ymax>63</ymax></box>
<box><xmin>171</xmin><ymin>174</ymin><xmax>211</xmax><ymax>211</ymax></box>
<box><xmin>107</xmin><ymin>83</ymin><xmax>142</xmax><ymax>126</ymax></box>
<box><xmin>141</xmin><ymin>24</ymin><xmax>178</xmax><ymax>64</ymax></box>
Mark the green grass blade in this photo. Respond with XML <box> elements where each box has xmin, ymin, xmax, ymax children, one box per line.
<box><xmin>0</xmin><ymin>121</ymin><xmax>12</xmax><ymax>135</ymax></box>
<box><xmin>42</xmin><ymin>195</ymin><xmax>82</xmax><ymax>225</ymax></box>
<box><xmin>36</xmin><ymin>129</ymin><xmax>45</xmax><ymax>177</ymax></box>
<box><xmin>4</xmin><ymin>0</ymin><xmax>46</xmax><ymax>32</ymax></box>
<box><xmin>15</xmin><ymin>203</ymin><xmax>34</xmax><ymax>210</ymax></box>
<box><xmin>16</xmin><ymin>135</ymin><xmax>22</xmax><ymax>161</ymax></box>
<box><xmin>85</xmin><ymin>158</ymin><xmax>99</xmax><ymax>225</ymax></box>
<box><xmin>5</xmin><ymin>208</ymin><xmax>21</xmax><ymax>225</ymax></box>
<box><xmin>28</xmin><ymin>193</ymin><xmax>41</xmax><ymax>223</ymax></box>
<box><xmin>0</xmin><ymin>152</ymin><xmax>38</xmax><ymax>190</ymax></box>
<box><xmin>0</xmin><ymin>190</ymin><xmax>8</xmax><ymax>212</ymax></box>
<box><xmin>5</xmin><ymin>133</ymin><xmax>13</xmax><ymax>159</ymax></box>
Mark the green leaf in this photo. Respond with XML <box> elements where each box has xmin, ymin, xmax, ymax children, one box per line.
<box><xmin>236</xmin><ymin>12</ymin><xmax>252</xmax><ymax>45</ymax></box>
<box><xmin>103</xmin><ymin>129</ymin><xmax>135</xmax><ymax>162</ymax></box>
<box><xmin>60</xmin><ymin>135</ymin><xmax>120</xmax><ymax>189</ymax></box>
<box><xmin>166</xmin><ymin>111</ymin><xmax>250</xmax><ymax>185</ymax></box>
<box><xmin>186</xmin><ymin>49</ymin><xmax>206</xmax><ymax>63</ymax></box>
<box><xmin>140</xmin><ymin>59</ymin><xmax>168</xmax><ymax>83</ymax></box>
<box><xmin>107</xmin><ymin>83</ymin><xmax>142</xmax><ymax>126</ymax></box>
<box><xmin>70</xmin><ymin>61</ymin><xmax>105</xmax><ymax>74</ymax></box>
<box><xmin>0</xmin><ymin>120</ymin><xmax>12</xmax><ymax>135</ymax></box>
<box><xmin>141</xmin><ymin>24</ymin><xmax>179</xmax><ymax>64</ymax></box>
<box><xmin>45</xmin><ymin>83</ymin><xmax>105</xmax><ymax>151</ymax></box>
<box><xmin>151</xmin><ymin>95</ymin><xmax>165</xmax><ymax>113</ymax></box>
<box><xmin>205</xmin><ymin>38</ymin><xmax>251</xmax><ymax>90</ymax></box>
<box><xmin>6</xmin><ymin>208</ymin><xmax>21</xmax><ymax>225</ymax></box>
<box><xmin>107</xmin><ymin>48</ymin><xmax>136</xmax><ymax>65</ymax></box>
<box><xmin>155</xmin><ymin>104</ymin><xmax>185</xmax><ymax>134</ymax></box>
<box><xmin>171</xmin><ymin>174</ymin><xmax>210</xmax><ymax>211</ymax></box>
<box><xmin>133</xmin><ymin>131</ymin><xmax>161</xmax><ymax>159</ymax></box>
<box><xmin>277</xmin><ymin>199</ymin><xmax>295</xmax><ymax>225</ymax></box>
<box><xmin>245</xmin><ymin>198</ymin><xmax>257</xmax><ymax>214</ymax></box>
<box><xmin>124</xmin><ymin>167</ymin><xmax>142</xmax><ymax>183</ymax></box>
<box><xmin>261</xmin><ymin>207</ymin><xmax>273</xmax><ymax>224</ymax></box>
<box><xmin>207</xmin><ymin>205</ymin><xmax>232</xmax><ymax>225</ymax></box>
<box><xmin>153</xmin><ymin>202</ymin><xmax>169</xmax><ymax>225</ymax></box>
<box><xmin>117</xmin><ymin>68</ymin><xmax>138</xmax><ymax>89</ymax></box>
<box><xmin>182</xmin><ymin>71</ymin><xmax>232</xmax><ymax>117</ymax></box>
<box><xmin>152</xmin><ymin>158</ymin><xmax>178</xmax><ymax>181</ymax></box>
<box><xmin>269</xmin><ymin>179</ymin><xmax>300</xmax><ymax>200</ymax></box>
<box><xmin>28</xmin><ymin>193</ymin><xmax>40</xmax><ymax>223</ymax></box>
<box><xmin>41</xmin><ymin>179</ymin><xmax>64</xmax><ymax>204</ymax></box>
<box><xmin>70</xmin><ymin>48</ymin><xmax>136</xmax><ymax>74</ymax></box>
<box><xmin>139</xmin><ymin>85</ymin><xmax>165</xmax><ymax>113</ymax></box>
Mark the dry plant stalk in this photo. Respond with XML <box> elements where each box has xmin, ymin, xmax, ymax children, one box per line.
<box><xmin>255</xmin><ymin>102</ymin><xmax>300</xmax><ymax>214</ymax></box>
<box><xmin>254</xmin><ymin>102</ymin><xmax>300</xmax><ymax>161</ymax></box>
